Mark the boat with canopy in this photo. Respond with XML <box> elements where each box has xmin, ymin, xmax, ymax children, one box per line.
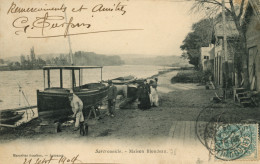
<box><xmin>37</xmin><ymin>66</ymin><xmax>109</xmax><ymax>117</ymax></box>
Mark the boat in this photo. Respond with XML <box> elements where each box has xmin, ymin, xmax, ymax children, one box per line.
<box><xmin>111</xmin><ymin>75</ymin><xmax>137</xmax><ymax>85</ymax></box>
<box><xmin>104</xmin><ymin>76</ymin><xmax>140</xmax><ymax>109</ymax></box>
<box><xmin>0</xmin><ymin>111</ymin><xmax>25</xmax><ymax>124</ymax></box>
<box><xmin>37</xmin><ymin>66</ymin><xmax>109</xmax><ymax>117</ymax></box>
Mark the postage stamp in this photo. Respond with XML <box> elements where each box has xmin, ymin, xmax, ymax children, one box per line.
<box><xmin>214</xmin><ymin>124</ymin><xmax>258</xmax><ymax>161</ymax></box>
<box><xmin>195</xmin><ymin>106</ymin><xmax>259</xmax><ymax>161</ymax></box>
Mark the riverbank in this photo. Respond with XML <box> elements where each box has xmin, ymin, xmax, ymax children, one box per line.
<box><xmin>1</xmin><ymin>69</ymin><xmax>259</xmax><ymax>143</ymax></box>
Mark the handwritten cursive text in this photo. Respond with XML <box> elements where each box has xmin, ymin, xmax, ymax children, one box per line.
<box><xmin>23</xmin><ymin>154</ymin><xmax>80</xmax><ymax>164</ymax></box>
<box><xmin>7</xmin><ymin>2</ymin><xmax>67</xmax><ymax>14</ymax></box>
<box><xmin>12</xmin><ymin>12</ymin><xmax>91</xmax><ymax>37</ymax></box>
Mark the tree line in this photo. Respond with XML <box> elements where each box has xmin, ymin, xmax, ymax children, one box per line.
<box><xmin>0</xmin><ymin>51</ymin><xmax>124</xmax><ymax>71</ymax></box>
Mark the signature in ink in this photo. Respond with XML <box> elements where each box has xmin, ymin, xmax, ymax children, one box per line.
<box><xmin>12</xmin><ymin>12</ymin><xmax>91</xmax><ymax>37</ymax></box>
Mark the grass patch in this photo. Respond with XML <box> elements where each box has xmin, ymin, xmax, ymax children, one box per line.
<box><xmin>171</xmin><ymin>69</ymin><xmax>213</xmax><ymax>84</ymax></box>
<box><xmin>171</xmin><ymin>70</ymin><xmax>201</xmax><ymax>83</ymax></box>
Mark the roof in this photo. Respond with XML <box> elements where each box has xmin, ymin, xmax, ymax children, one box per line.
<box><xmin>249</xmin><ymin>0</ymin><xmax>260</xmax><ymax>20</ymax></box>
<box><xmin>244</xmin><ymin>0</ymin><xmax>260</xmax><ymax>23</ymax></box>
<box><xmin>214</xmin><ymin>21</ymin><xmax>239</xmax><ymax>37</ymax></box>
<box><xmin>43</xmin><ymin>66</ymin><xmax>103</xmax><ymax>70</ymax></box>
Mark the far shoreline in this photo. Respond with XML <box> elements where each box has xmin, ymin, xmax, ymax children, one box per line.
<box><xmin>0</xmin><ymin>64</ymin><xmax>192</xmax><ymax>72</ymax></box>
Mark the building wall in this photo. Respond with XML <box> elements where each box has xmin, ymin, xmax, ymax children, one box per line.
<box><xmin>214</xmin><ymin>38</ymin><xmax>224</xmax><ymax>86</ymax></box>
<box><xmin>213</xmin><ymin>37</ymin><xmax>236</xmax><ymax>87</ymax></box>
<box><xmin>246</xmin><ymin>12</ymin><xmax>260</xmax><ymax>91</ymax></box>
<box><xmin>201</xmin><ymin>47</ymin><xmax>214</xmax><ymax>71</ymax></box>
<box><xmin>213</xmin><ymin>19</ymin><xmax>240</xmax><ymax>88</ymax></box>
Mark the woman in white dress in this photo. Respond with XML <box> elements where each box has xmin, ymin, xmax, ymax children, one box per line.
<box><xmin>149</xmin><ymin>78</ymin><xmax>159</xmax><ymax>107</ymax></box>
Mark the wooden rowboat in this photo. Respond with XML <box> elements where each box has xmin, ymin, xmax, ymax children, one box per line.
<box><xmin>111</xmin><ymin>75</ymin><xmax>137</xmax><ymax>85</ymax></box>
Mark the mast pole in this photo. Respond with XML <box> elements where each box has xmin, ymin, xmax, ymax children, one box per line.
<box><xmin>63</xmin><ymin>1</ymin><xmax>73</xmax><ymax>65</ymax></box>
<box><xmin>63</xmin><ymin>1</ymin><xmax>74</xmax><ymax>90</ymax></box>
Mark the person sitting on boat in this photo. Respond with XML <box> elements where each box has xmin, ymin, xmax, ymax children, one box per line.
<box><xmin>107</xmin><ymin>80</ymin><xmax>117</xmax><ymax>117</ymax></box>
<box><xmin>69</xmin><ymin>92</ymin><xmax>84</xmax><ymax>131</ymax></box>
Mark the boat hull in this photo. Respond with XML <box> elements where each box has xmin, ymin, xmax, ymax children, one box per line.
<box><xmin>0</xmin><ymin>112</ymin><xmax>24</xmax><ymax>124</ymax></box>
<box><xmin>111</xmin><ymin>75</ymin><xmax>136</xmax><ymax>85</ymax></box>
<box><xmin>37</xmin><ymin>85</ymin><xmax>109</xmax><ymax>117</ymax></box>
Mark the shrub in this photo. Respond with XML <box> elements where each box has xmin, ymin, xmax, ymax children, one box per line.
<box><xmin>171</xmin><ymin>70</ymin><xmax>213</xmax><ymax>84</ymax></box>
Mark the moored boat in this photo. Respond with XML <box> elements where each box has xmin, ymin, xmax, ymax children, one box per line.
<box><xmin>111</xmin><ymin>75</ymin><xmax>137</xmax><ymax>85</ymax></box>
<box><xmin>37</xmin><ymin>66</ymin><xmax>109</xmax><ymax>117</ymax></box>
<box><xmin>105</xmin><ymin>76</ymin><xmax>140</xmax><ymax>109</ymax></box>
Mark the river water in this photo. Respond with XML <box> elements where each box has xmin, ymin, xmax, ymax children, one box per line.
<box><xmin>0</xmin><ymin>65</ymin><xmax>169</xmax><ymax>110</ymax></box>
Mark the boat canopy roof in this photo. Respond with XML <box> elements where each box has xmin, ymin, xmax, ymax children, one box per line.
<box><xmin>43</xmin><ymin>66</ymin><xmax>103</xmax><ymax>70</ymax></box>
<box><xmin>42</xmin><ymin>65</ymin><xmax>103</xmax><ymax>89</ymax></box>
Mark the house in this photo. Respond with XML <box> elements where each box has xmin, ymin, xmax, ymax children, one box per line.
<box><xmin>200</xmin><ymin>46</ymin><xmax>214</xmax><ymax>71</ymax></box>
<box><xmin>243</xmin><ymin>0</ymin><xmax>260</xmax><ymax>92</ymax></box>
<box><xmin>211</xmin><ymin>17</ymin><xmax>239</xmax><ymax>87</ymax></box>
<box><xmin>0</xmin><ymin>63</ymin><xmax>9</xmax><ymax>71</ymax></box>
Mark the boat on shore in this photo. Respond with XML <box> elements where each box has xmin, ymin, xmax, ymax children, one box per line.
<box><xmin>104</xmin><ymin>75</ymin><xmax>141</xmax><ymax>109</ymax></box>
<box><xmin>0</xmin><ymin>111</ymin><xmax>25</xmax><ymax>124</ymax></box>
<box><xmin>111</xmin><ymin>75</ymin><xmax>137</xmax><ymax>85</ymax></box>
<box><xmin>37</xmin><ymin>66</ymin><xmax>109</xmax><ymax>117</ymax></box>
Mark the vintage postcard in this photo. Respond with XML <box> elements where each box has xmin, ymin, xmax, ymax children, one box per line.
<box><xmin>0</xmin><ymin>0</ymin><xmax>260</xmax><ymax>163</ymax></box>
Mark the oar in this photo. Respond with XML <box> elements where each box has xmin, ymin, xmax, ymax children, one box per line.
<box><xmin>17</xmin><ymin>82</ymin><xmax>35</xmax><ymax>116</ymax></box>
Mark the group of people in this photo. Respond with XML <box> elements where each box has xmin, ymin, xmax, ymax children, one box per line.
<box><xmin>137</xmin><ymin>78</ymin><xmax>159</xmax><ymax>110</ymax></box>
<box><xmin>68</xmin><ymin>78</ymin><xmax>159</xmax><ymax>131</ymax></box>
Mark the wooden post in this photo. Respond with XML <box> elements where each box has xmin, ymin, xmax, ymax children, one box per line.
<box><xmin>80</xmin><ymin>69</ymin><xmax>83</xmax><ymax>87</ymax></box>
<box><xmin>222</xmin><ymin>0</ymin><xmax>228</xmax><ymax>63</ymax></box>
<box><xmin>72</xmin><ymin>69</ymin><xmax>75</xmax><ymax>89</ymax></box>
<box><xmin>101</xmin><ymin>67</ymin><xmax>103</xmax><ymax>82</ymax></box>
<box><xmin>79</xmin><ymin>69</ymin><xmax>81</xmax><ymax>87</ymax></box>
<box><xmin>60</xmin><ymin>69</ymin><xmax>63</xmax><ymax>88</ymax></box>
<box><xmin>222</xmin><ymin>0</ymin><xmax>228</xmax><ymax>99</ymax></box>
<box><xmin>43</xmin><ymin>70</ymin><xmax>45</xmax><ymax>89</ymax></box>
<box><xmin>47</xmin><ymin>69</ymin><xmax>50</xmax><ymax>88</ymax></box>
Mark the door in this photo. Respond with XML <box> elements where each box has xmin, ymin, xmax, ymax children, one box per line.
<box><xmin>248</xmin><ymin>46</ymin><xmax>257</xmax><ymax>90</ymax></box>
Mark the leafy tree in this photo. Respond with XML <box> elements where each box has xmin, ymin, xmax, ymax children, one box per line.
<box><xmin>180</xmin><ymin>18</ymin><xmax>213</xmax><ymax>69</ymax></box>
<box><xmin>191</xmin><ymin>0</ymin><xmax>249</xmax><ymax>88</ymax></box>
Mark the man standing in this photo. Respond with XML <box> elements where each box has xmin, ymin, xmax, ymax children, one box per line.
<box><xmin>69</xmin><ymin>92</ymin><xmax>84</xmax><ymax>131</ymax></box>
<box><xmin>107</xmin><ymin>80</ymin><xmax>117</xmax><ymax>117</ymax></box>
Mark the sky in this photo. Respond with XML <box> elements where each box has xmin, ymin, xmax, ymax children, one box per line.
<box><xmin>0</xmin><ymin>0</ymin><xmax>204</xmax><ymax>59</ymax></box>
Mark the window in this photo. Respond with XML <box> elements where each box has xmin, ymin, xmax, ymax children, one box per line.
<box><xmin>204</xmin><ymin>56</ymin><xmax>209</xmax><ymax>59</ymax></box>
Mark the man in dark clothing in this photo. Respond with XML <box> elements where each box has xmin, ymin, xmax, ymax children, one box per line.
<box><xmin>107</xmin><ymin>80</ymin><xmax>117</xmax><ymax>117</ymax></box>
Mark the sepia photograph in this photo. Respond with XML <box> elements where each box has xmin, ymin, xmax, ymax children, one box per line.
<box><xmin>0</xmin><ymin>0</ymin><xmax>259</xmax><ymax>163</ymax></box>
